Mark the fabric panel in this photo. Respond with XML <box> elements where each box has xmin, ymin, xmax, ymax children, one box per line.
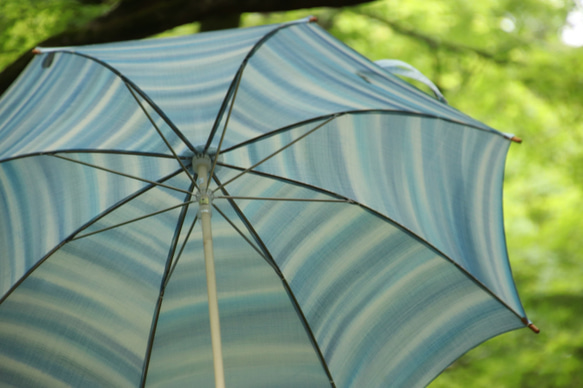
<box><xmin>44</xmin><ymin>24</ymin><xmax>277</xmax><ymax>150</ymax></box>
<box><xmin>0</xmin><ymin>55</ymin><xmax>187</xmax><ymax>161</ymax></box>
<box><xmin>221</xmin><ymin>112</ymin><xmax>524</xmax><ymax>317</ymax></box>
<box><xmin>0</xmin><ymin>209</ymin><xmax>176</xmax><ymax>387</ymax></box>
<box><xmin>146</xmin><ymin>201</ymin><xmax>330</xmax><ymax>387</ymax></box>
<box><xmin>0</xmin><ymin>154</ymin><xmax>180</xmax><ymax>299</ymax></box>
<box><xmin>217</xmin><ymin>170</ymin><xmax>524</xmax><ymax>387</ymax></box>
<box><xmin>207</xmin><ymin>22</ymin><xmax>501</xmax><ymax>150</ymax></box>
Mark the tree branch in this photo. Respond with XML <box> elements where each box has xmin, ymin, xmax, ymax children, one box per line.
<box><xmin>0</xmin><ymin>0</ymin><xmax>373</xmax><ymax>96</ymax></box>
<box><xmin>359</xmin><ymin>11</ymin><xmax>514</xmax><ymax>64</ymax></box>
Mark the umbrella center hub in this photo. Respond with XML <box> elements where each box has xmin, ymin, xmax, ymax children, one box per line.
<box><xmin>192</xmin><ymin>153</ymin><xmax>213</xmax><ymax>215</ymax></box>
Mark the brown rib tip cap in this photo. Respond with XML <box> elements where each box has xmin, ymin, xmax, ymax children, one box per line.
<box><xmin>528</xmin><ymin>323</ymin><xmax>540</xmax><ymax>334</ymax></box>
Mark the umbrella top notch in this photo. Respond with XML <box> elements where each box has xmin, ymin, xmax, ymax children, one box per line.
<box><xmin>192</xmin><ymin>152</ymin><xmax>212</xmax><ymax>170</ymax></box>
<box><xmin>192</xmin><ymin>152</ymin><xmax>212</xmax><ymax>192</ymax></box>
<box><xmin>191</xmin><ymin>146</ymin><xmax>223</xmax><ymax>174</ymax></box>
<box><xmin>192</xmin><ymin>151</ymin><xmax>222</xmax><ymax>210</ymax></box>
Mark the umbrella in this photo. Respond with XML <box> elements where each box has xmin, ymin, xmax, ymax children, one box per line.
<box><xmin>0</xmin><ymin>17</ymin><xmax>538</xmax><ymax>388</ymax></box>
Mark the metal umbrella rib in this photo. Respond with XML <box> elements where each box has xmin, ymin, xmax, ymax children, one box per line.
<box><xmin>219</xmin><ymin>109</ymin><xmax>516</xmax><ymax>157</ymax></box>
<box><xmin>50</xmin><ymin>153</ymin><xmax>191</xmax><ymax>195</ymax></box>
<box><xmin>36</xmin><ymin>49</ymin><xmax>198</xmax><ymax>153</ymax></box>
<box><xmin>72</xmin><ymin>199</ymin><xmax>198</xmax><ymax>240</ymax></box>
<box><xmin>124</xmin><ymin>82</ymin><xmax>198</xmax><ymax>186</ymax></box>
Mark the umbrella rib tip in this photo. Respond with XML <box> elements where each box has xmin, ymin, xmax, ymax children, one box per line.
<box><xmin>522</xmin><ymin>317</ymin><xmax>540</xmax><ymax>334</ymax></box>
<box><xmin>511</xmin><ymin>135</ymin><xmax>522</xmax><ymax>143</ymax></box>
<box><xmin>528</xmin><ymin>323</ymin><xmax>540</xmax><ymax>334</ymax></box>
<box><xmin>308</xmin><ymin>16</ymin><xmax>318</xmax><ymax>23</ymax></box>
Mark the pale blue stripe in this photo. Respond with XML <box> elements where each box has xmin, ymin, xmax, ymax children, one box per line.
<box><xmin>0</xmin><ymin>53</ymin><xmax>187</xmax><ymax>161</ymax></box>
<box><xmin>207</xmin><ymin>22</ymin><xmax>503</xmax><ymax>150</ymax></box>
<box><xmin>219</xmin><ymin>170</ymin><xmax>523</xmax><ymax>387</ymax></box>
<box><xmin>0</xmin><ymin>154</ymin><xmax>180</xmax><ymax>298</ymax></box>
<box><xmin>62</xmin><ymin>24</ymin><xmax>276</xmax><ymax>149</ymax></box>
<box><xmin>222</xmin><ymin>112</ymin><xmax>524</xmax><ymax>316</ymax></box>
<box><xmin>146</xmin><ymin>202</ymin><xmax>330</xmax><ymax>387</ymax></box>
<box><xmin>0</xmin><ymin>209</ymin><xmax>175</xmax><ymax>387</ymax></box>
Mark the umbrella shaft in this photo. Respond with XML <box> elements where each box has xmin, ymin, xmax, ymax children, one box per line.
<box><xmin>201</xmin><ymin>210</ymin><xmax>226</xmax><ymax>388</ymax></box>
<box><xmin>197</xmin><ymin>159</ymin><xmax>226</xmax><ymax>388</ymax></box>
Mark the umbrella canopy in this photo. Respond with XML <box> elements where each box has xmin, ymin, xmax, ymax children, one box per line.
<box><xmin>0</xmin><ymin>17</ymin><xmax>536</xmax><ymax>388</ymax></box>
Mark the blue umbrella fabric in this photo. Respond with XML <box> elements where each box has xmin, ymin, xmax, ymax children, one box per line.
<box><xmin>0</xmin><ymin>17</ymin><xmax>536</xmax><ymax>388</ymax></box>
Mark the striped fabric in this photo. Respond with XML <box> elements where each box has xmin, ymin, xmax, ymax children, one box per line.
<box><xmin>0</xmin><ymin>18</ymin><xmax>529</xmax><ymax>387</ymax></box>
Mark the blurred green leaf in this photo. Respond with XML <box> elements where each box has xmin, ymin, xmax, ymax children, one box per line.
<box><xmin>0</xmin><ymin>0</ymin><xmax>113</xmax><ymax>70</ymax></box>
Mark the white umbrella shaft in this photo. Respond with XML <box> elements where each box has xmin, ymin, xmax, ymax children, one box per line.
<box><xmin>197</xmin><ymin>161</ymin><xmax>226</xmax><ymax>388</ymax></box>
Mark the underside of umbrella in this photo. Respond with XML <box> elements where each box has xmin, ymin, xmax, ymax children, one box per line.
<box><xmin>0</xmin><ymin>17</ymin><xmax>535</xmax><ymax>388</ymax></box>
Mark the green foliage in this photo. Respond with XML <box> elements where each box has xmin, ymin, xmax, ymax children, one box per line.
<box><xmin>1</xmin><ymin>0</ymin><xmax>582</xmax><ymax>386</ymax></box>
<box><xmin>243</xmin><ymin>1</ymin><xmax>583</xmax><ymax>386</ymax></box>
<box><xmin>0</xmin><ymin>0</ymin><xmax>112</xmax><ymax>70</ymax></box>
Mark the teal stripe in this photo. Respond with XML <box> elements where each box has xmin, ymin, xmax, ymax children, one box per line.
<box><xmin>0</xmin><ymin>155</ymin><xmax>180</xmax><ymax>298</ymax></box>
<box><xmin>220</xmin><ymin>172</ymin><xmax>523</xmax><ymax>387</ymax></box>
<box><xmin>222</xmin><ymin>112</ymin><xmax>523</xmax><ymax>317</ymax></box>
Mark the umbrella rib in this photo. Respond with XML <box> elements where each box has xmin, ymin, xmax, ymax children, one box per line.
<box><xmin>163</xmin><ymin>181</ymin><xmax>197</xmax><ymax>284</ymax></box>
<box><xmin>50</xmin><ymin>153</ymin><xmax>192</xmax><ymax>195</ymax></box>
<box><xmin>72</xmin><ymin>200</ymin><xmax>198</xmax><ymax>240</ymax></box>
<box><xmin>0</xmin><ymin>168</ymin><xmax>183</xmax><ymax>306</ymax></box>
<box><xmin>0</xmin><ymin>149</ymin><xmax>179</xmax><ymax>164</ymax></box>
<box><xmin>50</xmin><ymin>149</ymin><xmax>178</xmax><ymax>158</ymax></box>
<box><xmin>221</xmin><ymin>113</ymin><xmax>339</xmax><ymax>154</ymax></box>
<box><xmin>218</xmin><ymin>163</ymin><xmax>353</xmax><ymax>200</ymax></box>
<box><xmin>141</xmin><ymin>214</ymin><xmax>200</xmax><ymax>388</ymax></box>
<box><xmin>124</xmin><ymin>82</ymin><xmax>198</xmax><ymax>187</ymax></box>
<box><xmin>216</xmin><ymin>163</ymin><xmax>529</xmax><ymax>323</ymax></box>
<box><xmin>165</xmin><ymin>214</ymin><xmax>198</xmax><ymax>289</ymax></box>
<box><xmin>204</xmin><ymin>17</ymin><xmax>317</xmax><ymax>151</ymax></box>
<box><xmin>140</xmin><ymin>182</ymin><xmax>196</xmax><ymax>387</ymax></box>
<box><xmin>213</xmin><ymin>113</ymin><xmax>341</xmax><ymax>193</ymax></box>
<box><xmin>208</xmin><ymin>69</ymin><xmax>243</xmax><ymax>180</ymax></box>
<box><xmin>358</xmin><ymin>203</ymin><xmax>529</xmax><ymax>322</ymax></box>
<box><xmin>212</xmin><ymin>175</ymin><xmax>337</xmax><ymax>387</ymax></box>
<box><xmin>215</xmin><ymin>195</ymin><xmax>348</xmax><ymax>203</ymax></box>
<box><xmin>219</xmin><ymin>109</ymin><xmax>515</xmax><ymax>156</ymax></box>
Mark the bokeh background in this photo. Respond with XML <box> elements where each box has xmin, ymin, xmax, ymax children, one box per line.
<box><xmin>1</xmin><ymin>0</ymin><xmax>581</xmax><ymax>386</ymax></box>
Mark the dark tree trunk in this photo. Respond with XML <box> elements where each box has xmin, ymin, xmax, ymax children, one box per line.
<box><xmin>0</xmin><ymin>0</ymin><xmax>373</xmax><ymax>96</ymax></box>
